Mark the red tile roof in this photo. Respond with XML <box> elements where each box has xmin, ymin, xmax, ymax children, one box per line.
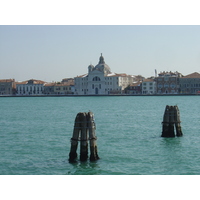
<box><xmin>182</xmin><ymin>72</ymin><xmax>200</xmax><ymax>78</ymax></box>
<box><xmin>0</xmin><ymin>79</ymin><xmax>15</xmax><ymax>82</ymax></box>
<box><xmin>16</xmin><ymin>79</ymin><xmax>46</xmax><ymax>85</ymax></box>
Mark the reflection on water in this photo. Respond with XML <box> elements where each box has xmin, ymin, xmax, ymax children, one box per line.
<box><xmin>69</xmin><ymin>160</ymin><xmax>101</xmax><ymax>175</ymax></box>
<box><xmin>161</xmin><ymin>137</ymin><xmax>183</xmax><ymax>147</ymax></box>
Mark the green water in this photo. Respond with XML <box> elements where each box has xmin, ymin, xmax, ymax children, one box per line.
<box><xmin>0</xmin><ymin>96</ymin><xmax>200</xmax><ymax>175</ymax></box>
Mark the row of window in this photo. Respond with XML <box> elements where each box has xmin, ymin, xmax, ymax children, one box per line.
<box><xmin>180</xmin><ymin>79</ymin><xmax>200</xmax><ymax>82</ymax></box>
<box><xmin>157</xmin><ymin>84</ymin><xmax>176</xmax><ymax>88</ymax></box>
<box><xmin>55</xmin><ymin>87</ymin><xmax>71</xmax><ymax>91</ymax></box>
<box><xmin>180</xmin><ymin>83</ymin><xmax>200</xmax><ymax>88</ymax></box>
<box><xmin>81</xmin><ymin>77</ymin><xmax>118</xmax><ymax>81</ymax></box>
<box><xmin>157</xmin><ymin>77</ymin><xmax>177</xmax><ymax>81</ymax></box>
<box><xmin>81</xmin><ymin>81</ymin><xmax>119</xmax><ymax>86</ymax></box>
<box><xmin>17</xmin><ymin>91</ymin><xmax>43</xmax><ymax>94</ymax></box>
<box><xmin>143</xmin><ymin>87</ymin><xmax>153</xmax><ymax>90</ymax></box>
<box><xmin>77</xmin><ymin>77</ymin><xmax>119</xmax><ymax>83</ymax></box>
<box><xmin>0</xmin><ymin>88</ymin><xmax>11</xmax><ymax>91</ymax></box>
<box><xmin>81</xmin><ymin>88</ymin><xmax>120</xmax><ymax>92</ymax></box>
<box><xmin>18</xmin><ymin>86</ymin><xmax>43</xmax><ymax>91</ymax></box>
<box><xmin>143</xmin><ymin>83</ymin><xmax>153</xmax><ymax>86</ymax></box>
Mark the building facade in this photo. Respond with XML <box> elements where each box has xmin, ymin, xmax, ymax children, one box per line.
<box><xmin>125</xmin><ymin>81</ymin><xmax>142</xmax><ymax>94</ymax></box>
<box><xmin>155</xmin><ymin>71</ymin><xmax>182</xmax><ymax>94</ymax></box>
<box><xmin>0</xmin><ymin>79</ymin><xmax>15</xmax><ymax>95</ymax></box>
<box><xmin>74</xmin><ymin>54</ymin><xmax>134</xmax><ymax>95</ymax></box>
<box><xmin>142</xmin><ymin>78</ymin><xmax>156</xmax><ymax>94</ymax></box>
<box><xmin>44</xmin><ymin>82</ymin><xmax>74</xmax><ymax>95</ymax></box>
<box><xmin>16</xmin><ymin>79</ymin><xmax>46</xmax><ymax>95</ymax></box>
<box><xmin>179</xmin><ymin>72</ymin><xmax>200</xmax><ymax>94</ymax></box>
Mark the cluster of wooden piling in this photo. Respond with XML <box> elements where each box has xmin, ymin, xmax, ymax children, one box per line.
<box><xmin>161</xmin><ymin>105</ymin><xmax>183</xmax><ymax>137</ymax></box>
<box><xmin>69</xmin><ymin>106</ymin><xmax>183</xmax><ymax>162</ymax></box>
<box><xmin>69</xmin><ymin>111</ymin><xmax>99</xmax><ymax>162</ymax></box>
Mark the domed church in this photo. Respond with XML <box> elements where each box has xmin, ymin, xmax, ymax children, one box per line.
<box><xmin>74</xmin><ymin>54</ymin><xmax>134</xmax><ymax>95</ymax></box>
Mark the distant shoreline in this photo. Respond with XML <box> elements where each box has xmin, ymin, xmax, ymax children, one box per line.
<box><xmin>0</xmin><ymin>94</ymin><xmax>199</xmax><ymax>97</ymax></box>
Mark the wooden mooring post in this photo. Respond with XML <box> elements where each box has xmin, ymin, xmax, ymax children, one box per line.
<box><xmin>69</xmin><ymin>111</ymin><xmax>99</xmax><ymax>162</ymax></box>
<box><xmin>161</xmin><ymin>105</ymin><xmax>183</xmax><ymax>137</ymax></box>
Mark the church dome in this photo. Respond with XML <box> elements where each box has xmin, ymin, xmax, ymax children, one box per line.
<box><xmin>88</xmin><ymin>64</ymin><xmax>94</xmax><ymax>69</ymax></box>
<box><xmin>88</xmin><ymin>64</ymin><xmax>94</xmax><ymax>73</ymax></box>
<box><xmin>94</xmin><ymin>54</ymin><xmax>111</xmax><ymax>75</ymax></box>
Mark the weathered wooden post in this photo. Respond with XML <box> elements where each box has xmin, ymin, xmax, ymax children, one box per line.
<box><xmin>174</xmin><ymin>106</ymin><xmax>183</xmax><ymax>136</ymax></box>
<box><xmin>69</xmin><ymin>111</ymin><xmax>99</xmax><ymax>162</ymax></box>
<box><xmin>161</xmin><ymin>105</ymin><xmax>183</xmax><ymax>137</ymax></box>
<box><xmin>69</xmin><ymin>112</ymin><xmax>82</xmax><ymax>162</ymax></box>
<box><xmin>87</xmin><ymin>112</ymin><xmax>99</xmax><ymax>161</ymax></box>
<box><xmin>80</xmin><ymin>112</ymin><xmax>88</xmax><ymax>161</ymax></box>
<box><xmin>162</xmin><ymin>105</ymin><xmax>174</xmax><ymax>137</ymax></box>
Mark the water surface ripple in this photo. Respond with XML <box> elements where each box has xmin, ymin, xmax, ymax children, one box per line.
<box><xmin>0</xmin><ymin>96</ymin><xmax>200</xmax><ymax>175</ymax></box>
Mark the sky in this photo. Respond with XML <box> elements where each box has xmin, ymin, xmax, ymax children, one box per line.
<box><xmin>1</xmin><ymin>25</ymin><xmax>200</xmax><ymax>82</ymax></box>
<box><xmin>1</xmin><ymin>1</ymin><xmax>200</xmax><ymax>83</ymax></box>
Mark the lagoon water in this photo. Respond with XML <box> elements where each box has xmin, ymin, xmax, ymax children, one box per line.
<box><xmin>0</xmin><ymin>96</ymin><xmax>200</xmax><ymax>175</ymax></box>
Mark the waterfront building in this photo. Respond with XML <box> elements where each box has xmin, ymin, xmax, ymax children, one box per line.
<box><xmin>16</xmin><ymin>79</ymin><xmax>46</xmax><ymax>95</ymax></box>
<box><xmin>61</xmin><ymin>78</ymin><xmax>74</xmax><ymax>84</ymax></box>
<box><xmin>53</xmin><ymin>82</ymin><xmax>74</xmax><ymax>95</ymax></box>
<box><xmin>142</xmin><ymin>78</ymin><xmax>157</xmax><ymax>94</ymax></box>
<box><xmin>179</xmin><ymin>72</ymin><xmax>200</xmax><ymax>94</ymax></box>
<box><xmin>155</xmin><ymin>71</ymin><xmax>182</xmax><ymax>94</ymax></box>
<box><xmin>124</xmin><ymin>81</ymin><xmax>142</xmax><ymax>94</ymax></box>
<box><xmin>43</xmin><ymin>82</ymin><xmax>55</xmax><ymax>95</ymax></box>
<box><xmin>0</xmin><ymin>79</ymin><xmax>15</xmax><ymax>95</ymax></box>
<box><xmin>74</xmin><ymin>54</ymin><xmax>134</xmax><ymax>95</ymax></box>
<box><xmin>44</xmin><ymin>82</ymin><xmax>74</xmax><ymax>95</ymax></box>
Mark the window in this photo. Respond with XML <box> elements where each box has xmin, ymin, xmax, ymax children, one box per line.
<box><xmin>164</xmin><ymin>77</ymin><xmax>169</xmax><ymax>81</ymax></box>
<box><xmin>158</xmin><ymin>84</ymin><xmax>162</xmax><ymax>88</ymax></box>
<box><xmin>164</xmin><ymin>84</ymin><xmax>169</xmax><ymax>88</ymax></box>
<box><xmin>171</xmin><ymin>84</ymin><xmax>175</xmax><ymax>88</ymax></box>
<box><xmin>92</xmin><ymin>76</ymin><xmax>101</xmax><ymax>81</ymax></box>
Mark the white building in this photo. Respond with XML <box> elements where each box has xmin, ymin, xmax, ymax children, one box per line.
<box><xmin>74</xmin><ymin>54</ymin><xmax>134</xmax><ymax>95</ymax></box>
<box><xmin>16</xmin><ymin>79</ymin><xmax>46</xmax><ymax>95</ymax></box>
<box><xmin>142</xmin><ymin>78</ymin><xmax>157</xmax><ymax>94</ymax></box>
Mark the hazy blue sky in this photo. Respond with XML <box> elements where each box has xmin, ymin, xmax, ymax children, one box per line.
<box><xmin>1</xmin><ymin>25</ymin><xmax>200</xmax><ymax>82</ymax></box>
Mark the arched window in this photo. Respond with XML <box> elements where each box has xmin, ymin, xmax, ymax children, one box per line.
<box><xmin>92</xmin><ymin>76</ymin><xmax>101</xmax><ymax>81</ymax></box>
